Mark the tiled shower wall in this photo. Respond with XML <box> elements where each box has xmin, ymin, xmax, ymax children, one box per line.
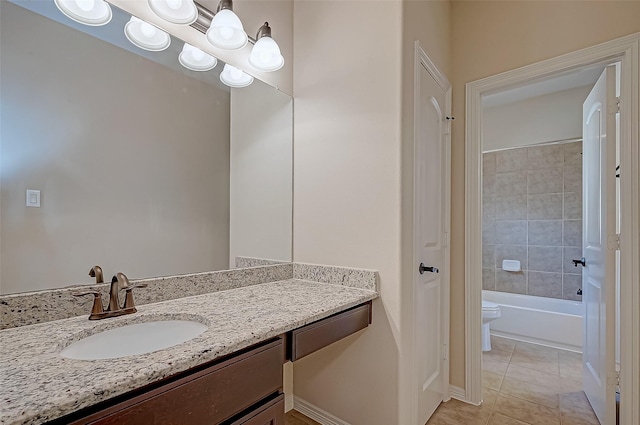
<box><xmin>482</xmin><ymin>141</ymin><xmax>583</xmax><ymax>301</ymax></box>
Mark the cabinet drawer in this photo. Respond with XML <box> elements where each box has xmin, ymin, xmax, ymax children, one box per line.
<box><xmin>290</xmin><ymin>302</ymin><xmax>371</xmax><ymax>361</ymax></box>
<box><xmin>67</xmin><ymin>339</ymin><xmax>283</xmax><ymax>425</ymax></box>
<box><xmin>227</xmin><ymin>394</ymin><xmax>284</xmax><ymax>425</ymax></box>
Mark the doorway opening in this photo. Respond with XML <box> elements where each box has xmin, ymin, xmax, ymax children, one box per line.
<box><xmin>464</xmin><ymin>33</ymin><xmax>640</xmax><ymax>425</ymax></box>
<box><xmin>480</xmin><ymin>63</ymin><xmax>612</xmax><ymax>425</ymax></box>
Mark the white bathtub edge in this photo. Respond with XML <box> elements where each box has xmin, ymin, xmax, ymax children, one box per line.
<box><xmin>483</xmin><ymin>290</ymin><xmax>584</xmax><ymax>353</ymax></box>
<box><xmin>490</xmin><ymin>330</ymin><xmax>582</xmax><ymax>353</ymax></box>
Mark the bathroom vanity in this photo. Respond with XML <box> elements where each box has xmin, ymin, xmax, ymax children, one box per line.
<box><xmin>0</xmin><ymin>3</ymin><xmax>377</xmax><ymax>424</ymax></box>
<box><xmin>0</xmin><ymin>269</ymin><xmax>377</xmax><ymax>425</ymax></box>
<box><xmin>51</xmin><ymin>303</ymin><xmax>371</xmax><ymax>425</ymax></box>
<box><xmin>58</xmin><ymin>338</ymin><xmax>286</xmax><ymax>425</ymax></box>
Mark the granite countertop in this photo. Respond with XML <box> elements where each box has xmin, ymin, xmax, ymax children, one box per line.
<box><xmin>0</xmin><ymin>279</ymin><xmax>378</xmax><ymax>425</ymax></box>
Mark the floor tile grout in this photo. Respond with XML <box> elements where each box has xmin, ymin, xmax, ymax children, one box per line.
<box><xmin>288</xmin><ymin>336</ymin><xmax>598</xmax><ymax>425</ymax></box>
<box><xmin>424</xmin><ymin>335</ymin><xmax>599</xmax><ymax>425</ymax></box>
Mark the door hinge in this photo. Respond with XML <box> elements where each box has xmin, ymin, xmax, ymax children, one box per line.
<box><xmin>608</xmin><ymin>233</ymin><xmax>621</xmax><ymax>250</ymax></box>
<box><xmin>607</xmin><ymin>97</ymin><xmax>620</xmax><ymax>115</ymax></box>
<box><xmin>442</xmin><ymin>344</ymin><xmax>448</xmax><ymax>361</ymax></box>
<box><xmin>607</xmin><ymin>373</ymin><xmax>620</xmax><ymax>389</ymax></box>
<box><xmin>608</xmin><ymin>370</ymin><xmax>621</xmax><ymax>390</ymax></box>
<box><xmin>443</xmin><ymin>232</ymin><xmax>449</xmax><ymax>247</ymax></box>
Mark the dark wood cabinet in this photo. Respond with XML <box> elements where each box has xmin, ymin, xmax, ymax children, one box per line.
<box><xmin>288</xmin><ymin>301</ymin><xmax>372</xmax><ymax>361</ymax></box>
<box><xmin>54</xmin><ymin>338</ymin><xmax>284</xmax><ymax>425</ymax></box>
<box><xmin>228</xmin><ymin>394</ymin><xmax>284</xmax><ymax>425</ymax></box>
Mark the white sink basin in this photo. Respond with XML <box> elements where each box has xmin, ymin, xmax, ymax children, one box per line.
<box><xmin>60</xmin><ymin>320</ymin><xmax>208</xmax><ymax>360</ymax></box>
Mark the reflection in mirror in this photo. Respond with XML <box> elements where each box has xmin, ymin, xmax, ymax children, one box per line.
<box><xmin>0</xmin><ymin>0</ymin><xmax>293</xmax><ymax>294</ymax></box>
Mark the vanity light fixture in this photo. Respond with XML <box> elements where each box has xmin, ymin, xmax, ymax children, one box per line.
<box><xmin>206</xmin><ymin>0</ymin><xmax>248</xmax><ymax>50</ymax></box>
<box><xmin>124</xmin><ymin>17</ymin><xmax>171</xmax><ymax>52</ymax></box>
<box><xmin>220</xmin><ymin>64</ymin><xmax>253</xmax><ymax>88</ymax></box>
<box><xmin>148</xmin><ymin>0</ymin><xmax>198</xmax><ymax>25</ymax></box>
<box><xmin>179</xmin><ymin>43</ymin><xmax>218</xmax><ymax>71</ymax></box>
<box><xmin>54</xmin><ymin>0</ymin><xmax>112</xmax><ymax>26</ymax></box>
<box><xmin>248</xmin><ymin>22</ymin><xmax>284</xmax><ymax>72</ymax></box>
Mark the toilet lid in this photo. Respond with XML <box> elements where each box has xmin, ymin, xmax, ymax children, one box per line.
<box><xmin>482</xmin><ymin>300</ymin><xmax>500</xmax><ymax>311</ymax></box>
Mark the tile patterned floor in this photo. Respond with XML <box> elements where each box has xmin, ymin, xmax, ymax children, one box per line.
<box><xmin>286</xmin><ymin>336</ymin><xmax>599</xmax><ymax>425</ymax></box>
<box><xmin>426</xmin><ymin>336</ymin><xmax>600</xmax><ymax>425</ymax></box>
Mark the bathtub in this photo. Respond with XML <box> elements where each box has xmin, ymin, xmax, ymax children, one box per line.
<box><xmin>483</xmin><ymin>290</ymin><xmax>584</xmax><ymax>352</ymax></box>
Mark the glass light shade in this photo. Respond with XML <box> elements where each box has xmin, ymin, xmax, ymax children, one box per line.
<box><xmin>206</xmin><ymin>9</ymin><xmax>248</xmax><ymax>50</ymax></box>
<box><xmin>220</xmin><ymin>64</ymin><xmax>253</xmax><ymax>88</ymax></box>
<box><xmin>179</xmin><ymin>43</ymin><xmax>218</xmax><ymax>72</ymax></box>
<box><xmin>148</xmin><ymin>0</ymin><xmax>197</xmax><ymax>25</ymax></box>
<box><xmin>54</xmin><ymin>0</ymin><xmax>112</xmax><ymax>26</ymax></box>
<box><xmin>248</xmin><ymin>36</ymin><xmax>284</xmax><ymax>72</ymax></box>
<box><xmin>124</xmin><ymin>17</ymin><xmax>171</xmax><ymax>52</ymax></box>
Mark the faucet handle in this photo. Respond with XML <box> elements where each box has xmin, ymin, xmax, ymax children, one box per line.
<box><xmin>72</xmin><ymin>290</ymin><xmax>105</xmax><ymax>318</ymax></box>
<box><xmin>122</xmin><ymin>283</ymin><xmax>147</xmax><ymax>310</ymax></box>
<box><xmin>120</xmin><ymin>283</ymin><xmax>148</xmax><ymax>291</ymax></box>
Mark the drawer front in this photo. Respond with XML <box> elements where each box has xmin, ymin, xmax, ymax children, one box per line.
<box><xmin>290</xmin><ymin>302</ymin><xmax>371</xmax><ymax>361</ymax></box>
<box><xmin>82</xmin><ymin>339</ymin><xmax>283</xmax><ymax>425</ymax></box>
<box><xmin>227</xmin><ymin>394</ymin><xmax>284</xmax><ymax>425</ymax></box>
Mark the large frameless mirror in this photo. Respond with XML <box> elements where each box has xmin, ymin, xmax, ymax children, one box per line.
<box><xmin>0</xmin><ymin>0</ymin><xmax>293</xmax><ymax>294</ymax></box>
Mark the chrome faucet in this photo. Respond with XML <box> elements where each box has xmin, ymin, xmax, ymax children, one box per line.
<box><xmin>74</xmin><ymin>271</ymin><xmax>147</xmax><ymax>320</ymax></box>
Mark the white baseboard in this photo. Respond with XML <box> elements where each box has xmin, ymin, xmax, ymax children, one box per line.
<box><xmin>292</xmin><ymin>396</ymin><xmax>351</xmax><ymax>425</ymax></box>
<box><xmin>285</xmin><ymin>394</ymin><xmax>294</xmax><ymax>412</ymax></box>
<box><xmin>448</xmin><ymin>385</ymin><xmax>485</xmax><ymax>406</ymax></box>
<box><xmin>448</xmin><ymin>385</ymin><xmax>467</xmax><ymax>403</ymax></box>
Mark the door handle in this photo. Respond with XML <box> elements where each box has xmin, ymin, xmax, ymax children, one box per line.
<box><xmin>419</xmin><ymin>263</ymin><xmax>439</xmax><ymax>274</ymax></box>
<box><xmin>572</xmin><ymin>257</ymin><xmax>586</xmax><ymax>267</ymax></box>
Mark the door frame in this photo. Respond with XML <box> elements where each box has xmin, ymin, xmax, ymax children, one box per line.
<box><xmin>464</xmin><ymin>32</ymin><xmax>640</xmax><ymax>425</ymax></box>
<box><xmin>413</xmin><ymin>40</ymin><xmax>452</xmax><ymax>422</ymax></box>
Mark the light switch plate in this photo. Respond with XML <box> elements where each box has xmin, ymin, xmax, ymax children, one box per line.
<box><xmin>26</xmin><ymin>190</ymin><xmax>40</xmax><ymax>207</ymax></box>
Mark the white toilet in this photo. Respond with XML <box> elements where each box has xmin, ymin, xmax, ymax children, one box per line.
<box><xmin>482</xmin><ymin>300</ymin><xmax>501</xmax><ymax>351</ymax></box>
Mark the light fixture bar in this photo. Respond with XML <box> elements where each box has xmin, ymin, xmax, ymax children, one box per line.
<box><xmin>191</xmin><ymin>2</ymin><xmax>213</xmax><ymax>34</ymax></box>
<box><xmin>191</xmin><ymin>1</ymin><xmax>257</xmax><ymax>44</ymax></box>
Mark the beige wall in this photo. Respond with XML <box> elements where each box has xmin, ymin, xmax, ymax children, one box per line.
<box><xmin>450</xmin><ymin>0</ymin><xmax>640</xmax><ymax>389</ymax></box>
<box><xmin>292</xmin><ymin>2</ymin><xmax>402</xmax><ymax>424</ymax></box>
<box><xmin>229</xmin><ymin>83</ymin><xmax>293</xmax><ymax>267</ymax></box>
<box><xmin>0</xmin><ymin>3</ymin><xmax>230</xmax><ymax>293</ymax></box>
<box><xmin>483</xmin><ymin>86</ymin><xmax>591</xmax><ymax>151</ymax></box>
<box><xmin>292</xmin><ymin>1</ymin><xmax>451</xmax><ymax>423</ymax></box>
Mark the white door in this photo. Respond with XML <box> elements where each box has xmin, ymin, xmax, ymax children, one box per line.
<box><xmin>414</xmin><ymin>53</ymin><xmax>449</xmax><ymax>424</ymax></box>
<box><xmin>582</xmin><ymin>64</ymin><xmax>617</xmax><ymax>425</ymax></box>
